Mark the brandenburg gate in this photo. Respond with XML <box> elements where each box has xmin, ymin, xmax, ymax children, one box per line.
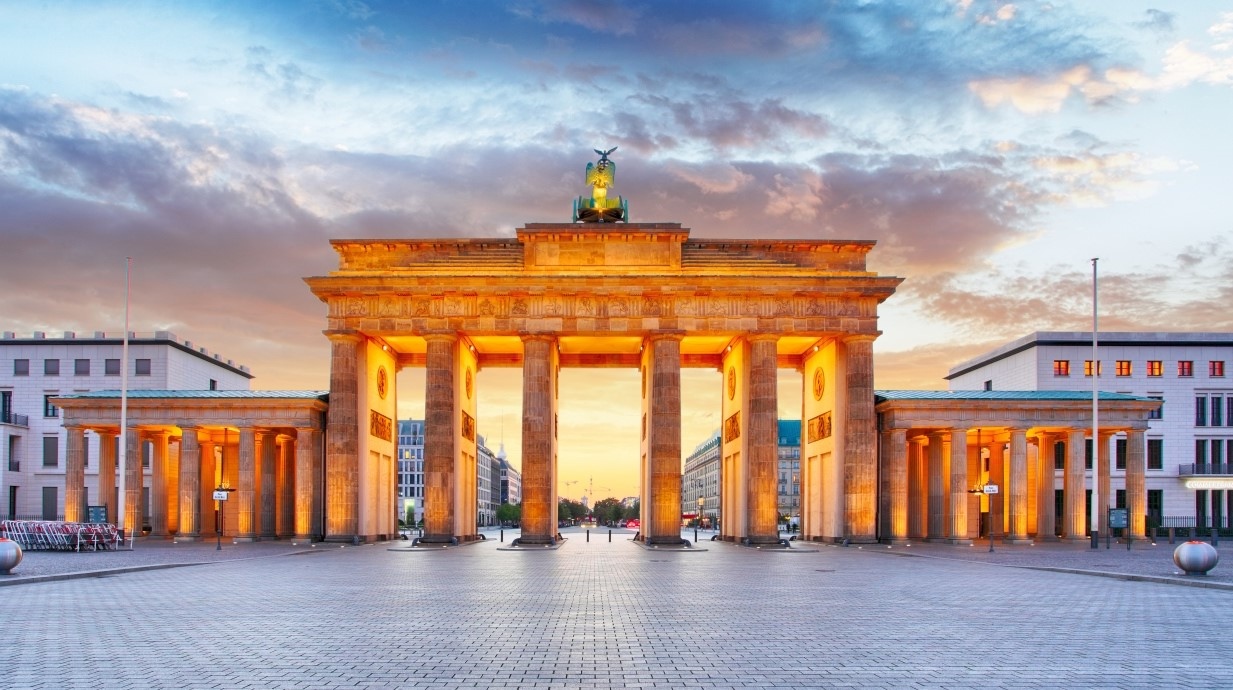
<box><xmin>305</xmin><ymin>223</ymin><xmax>903</xmax><ymax>545</ymax></box>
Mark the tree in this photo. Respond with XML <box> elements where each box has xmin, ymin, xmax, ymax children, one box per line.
<box><xmin>496</xmin><ymin>502</ymin><xmax>521</xmax><ymax>526</ymax></box>
<box><xmin>624</xmin><ymin>499</ymin><xmax>640</xmax><ymax>521</ymax></box>
<box><xmin>592</xmin><ymin>497</ymin><xmax>623</xmax><ymax>525</ymax></box>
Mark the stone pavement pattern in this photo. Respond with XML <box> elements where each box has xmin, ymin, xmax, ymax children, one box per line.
<box><xmin>1</xmin><ymin>530</ymin><xmax>1231</xmax><ymax>689</ymax></box>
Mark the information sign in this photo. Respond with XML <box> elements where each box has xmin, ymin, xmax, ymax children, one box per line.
<box><xmin>213</xmin><ymin>490</ymin><xmax>230</xmax><ymax>501</ymax></box>
<box><xmin>982</xmin><ymin>484</ymin><xmax>999</xmax><ymax>494</ymax></box>
<box><xmin>1108</xmin><ymin>508</ymin><xmax>1128</xmax><ymax>529</ymax></box>
<box><xmin>86</xmin><ymin>505</ymin><xmax>107</xmax><ymax>524</ymax></box>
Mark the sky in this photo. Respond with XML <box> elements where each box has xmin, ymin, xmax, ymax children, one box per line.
<box><xmin>2</xmin><ymin>1</ymin><xmax>1231</xmax><ymax>502</ymax></box>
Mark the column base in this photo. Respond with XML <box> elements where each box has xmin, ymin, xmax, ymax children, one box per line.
<box><xmin>173</xmin><ymin>535</ymin><xmax>201</xmax><ymax>542</ymax></box>
<box><xmin>233</xmin><ymin>536</ymin><xmax>258</xmax><ymax>543</ymax></box>
<box><xmin>882</xmin><ymin>538</ymin><xmax>912</xmax><ymax>546</ymax></box>
<box><xmin>1005</xmin><ymin>538</ymin><xmax>1034</xmax><ymax>545</ymax></box>
<box><xmin>946</xmin><ymin>538</ymin><xmax>974</xmax><ymax>545</ymax></box>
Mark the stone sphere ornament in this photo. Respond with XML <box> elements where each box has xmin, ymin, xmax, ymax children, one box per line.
<box><xmin>1173</xmin><ymin>540</ymin><xmax>1219</xmax><ymax>576</ymax></box>
<box><xmin>0</xmin><ymin>537</ymin><xmax>22</xmax><ymax>574</ymax></box>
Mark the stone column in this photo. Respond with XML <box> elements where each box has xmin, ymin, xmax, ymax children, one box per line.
<box><xmin>123</xmin><ymin>428</ymin><xmax>141</xmax><ymax>537</ymax></box>
<box><xmin>927</xmin><ymin>431</ymin><xmax>948</xmax><ymax>540</ymax></box>
<box><xmin>948</xmin><ymin>427</ymin><xmax>971</xmax><ymax>543</ymax></box>
<box><xmin>1096</xmin><ymin>431</ymin><xmax>1114</xmax><ymax>536</ymax></box>
<box><xmin>166</xmin><ymin>437</ymin><xmax>180</xmax><ymax>535</ymax></box>
<box><xmin>907</xmin><ymin>436</ymin><xmax>926</xmax><ymax>540</ymax></box>
<box><xmin>278</xmin><ymin>436</ymin><xmax>294</xmax><ymax>538</ymax></box>
<box><xmin>200</xmin><ymin>439</ymin><xmax>218</xmax><ymax>535</ymax></box>
<box><xmin>520</xmin><ymin>334</ymin><xmax>557</xmax><ymax>544</ymax></box>
<box><xmin>150</xmin><ymin>432</ymin><xmax>169</xmax><ymax>536</ymax></box>
<box><xmin>325</xmin><ymin>331</ymin><xmax>362</xmax><ymax>540</ymax></box>
<box><xmin>178</xmin><ymin>427</ymin><xmax>201</xmax><ymax>540</ymax></box>
<box><xmin>747</xmin><ymin>334</ymin><xmax>780</xmax><ymax>544</ymax></box>
<box><xmin>423</xmin><ymin>333</ymin><xmax>459</xmax><ymax>542</ymax></box>
<box><xmin>645</xmin><ymin>333</ymin><xmax>685</xmax><ymax>545</ymax></box>
<box><xmin>98</xmin><ymin>431</ymin><xmax>117</xmax><ymax>523</ymax></box>
<box><xmin>1007</xmin><ymin>428</ymin><xmax>1030</xmax><ymax>543</ymax></box>
<box><xmin>987</xmin><ymin>438</ymin><xmax>1005</xmax><ymax>537</ymax></box>
<box><xmin>1064</xmin><ymin>429</ymin><xmax>1087</xmax><ymax>540</ymax></box>
<box><xmin>294</xmin><ymin>427</ymin><xmax>319</xmax><ymax>541</ymax></box>
<box><xmin>1035</xmin><ymin>432</ymin><xmax>1056</xmax><ymax>540</ymax></box>
<box><xmin>259</xmin><ymin>430</ymin><xmax>278</xmax><ymax>538</ymax></box>
<box><xmin>880</xmin><ymin>427</ymin><xmax>909</xmax><ymax>543</ymax></box>
<box><xmin>236</xmin><ymin>426</ymin><xmax>257</xmax><ymax>541</ymax></box>
<box><xmin>64</xmin><ymin>425</ymin><xmax>87</xmax><ymax>523</ymax></box>
<box><xmin>843</xmin><ymin>334</ymin><xmax>877</xmax><ymax>542</ymax></box>
<box><xmin>1125</xmin><ymin>428</ymin><xmax>1147</xmax><ymax>539</ymax></box>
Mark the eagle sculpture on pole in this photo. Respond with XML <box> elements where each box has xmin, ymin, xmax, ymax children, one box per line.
<box><xmin>573</xmin><ymin>146</ymin><xmax>628</xmax><ymax>223</ymax></box>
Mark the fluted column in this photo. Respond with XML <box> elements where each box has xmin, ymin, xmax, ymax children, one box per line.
<box><xmin>236</xmin><ymin>427</ymin><xmax>257</xmax><ymax>541</ymax></box>
<box><xmin>166</xmin><ymin>437</ymin><xmax>180</xmax><ymax>535</ymax></box>
<box><xmin>325</xmin><ymin>331</ymin><xmax>362</xmax><ymax>540</ymax></box>
<box><xmin>948</xmin><ymin>427</ymin><xmax>971</xmax><ymax>543</ymax></box>
<box><xmin>927</xmin><ymin>431</ymin><xmax>947</xmax><ymax>540</ymax></box>
<box><xmin>1007</xmin><ymin>428</ymin><xmax>1030</xmax><ymax>543</ymax></box>
<box><xmin>278</xmin><ymin>436</ymin><xmax>294</xmax><ymax>538</ymax></box>
<box><xmin>519</xmin><ymin>334</ymin><xmax>557</xmax><ymax>544</ymax></box>
<box><xmin>259</xmin><ymin>430</ymin><xmax>278</xmax><ymax>538</ymax></box>
<box><xmin>645</xmin><ymin>333</ymin><xmax>685</xmax><ymax>545</ymax></box>
<box><xmin>747</xmin><ymin>334</ymin><xmax>780</xmax><ymax>544</ymax></box>
<box><xmin>423</xmin><ymin>333</ymin><xmax>459</xmax><ymax>542</ymax></box>
<box><xmin>1096</xmin><ymin>431</ymin><xmax>1114</xmax><ymax>536</ymax></box>
<box><xmin>880</xmin><ymin>427</ymin><xmax>909</xmax><ymax>543</ymax></box>
<box><xmin>294</xmin><ymin>427</ymin><xmax>319</xmax><ymax>541</ymax></box>
<box><xmin>1035</xmin><ymin>432</ymin><xmax>1056</xmax><ymax>540</ymax></box>
<box><xmin>64</xmin><ymin>425</ymin><xmax>87</xmax><ymax>522</ymax></box>
<box><xmin>1064</xmin><ymin>429</ymin><xmax>1087</xmax><ymax>539</ymax></box>
<box><xmin>907</xmin><ymin>436</ymin><xmax>927</xmax><ymax>539</ymax></box>
<box><xmin>98</xmin><ymin>431</ymin><xmax>117</xmax><ymax>523</ymax></box>
<box><xmin>123</xmin><ymin>428</ymin><xmax>141</xmax><ymax>537</ymax></box>
<box><xmin>178</xmin><ymin>427</ymin><xmax>201</xmax><ymax>540</ymax></box>
<box><xmin>843</xmin><ymin>334</ymin><xmax>877</xmax><ymax>542</ymax></box>
<box><xmin>150</xmin><ymin>432</ymin><xmax>169</xmax><ymax>536</ymax></box>
<box><xmin>1125</xmin><ymin>428</ymin><xmax>1147</xmax><ymax>539</ymax></box>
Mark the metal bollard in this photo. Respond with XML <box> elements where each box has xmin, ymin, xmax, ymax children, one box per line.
<box><xmin>694</xmin><ymin>526</ymin><xmax>698</xmax><ymax>542</ymax></box>
<box><xmin>500</xmin><ymin>528</ymin><xmax>504</xmax><ymax>542</ymax></box>
<box><xmin>608</xmin><ymin>529</ymin><xmax>612</xmax><ymax>542</ymax></box>
<box><xmin>586</xmin><ymin>529</ymin><xmax>590</xmax><ymax>543</ymax></box>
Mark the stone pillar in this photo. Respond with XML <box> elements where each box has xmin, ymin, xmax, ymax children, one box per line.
<box><xmin>1064</xmin><ymin>429</ymin><xmax>1087</xmax><ymax>540</ymax></box>
<box><xmin>907</xmin><ymin>436</ymin><xmax>926</xmax><ymax>540</ymax></box>
<box><xmin>879</xmin><ymin>428</ymin><xmax>909</xmax><ymax>543</ymax></box>
<box><xmin>927</xmin><ymin>431</ymin><xmax>948</xmax><ymax>540</ymax></box>
<box><xmin>325</xmin><ymin>331</ymin><xmax>362</xmax><ymax>540</ymax></box>
<box><xmin>1125</xmin><ymin>428</ymin><xmax>1147</xmax><ymax>539</ymax></box>
<box><xmin>843</xmin><ymin>335</ymin><xmax>877</xmax><ymax>542</ymax></box>
<box><xmin>123</xmin><ymin>428</ymin><xmax>141</xmax><ymax>537</ymax></box>
<box><xmin>278</xmin><ymin>436</ymin><xmax>294</xmax><ymax>538</ymax></box>
<box><xmin>178</xmin><ymin>427</ymin><xmax>201</xmax><ymax>540</ymax></box>
<box><xmin>644</xmin><ymin>333</ymin><xmax>685</xmax><ymax>545</ymax></box>
<box><xmin>200</xmin><ymin>439</ymin><xmax>218</xmax><ymax>535</ymax></box>
<box><xmin>294</xmin><ymin>427</ymin><xmax>319</xmax><ymax>541</ymax></box>
<box><xmin>1035</xmin><ymin>432</ymin><xmax>1057</xmax><ymax>540</ymax></box>
<box><xmin>166</xmin><ymin>437</ymin><xmax>180</xmax><ymax>535</ymax></box>
<box><xmin>988</xmin><ymin>438</ymin><xmax>1004</xmax><ymax>537</ymax></box>
<box><xmin>1007</xmin><ymin>428</ymin><xmax>1030</xmax><ymax>543</ymax></box>
<box><xmin>747</xmin><ymin>334</ymin><xmax>780</xmax><ymax>544</ymax></box>
<box><xmin>150</xmin><ymin>431</ymin><xmax>169</xmax><ymax>537</ymax></box>
<box><xmin>948</xmin><ymin>427</ymin><xmax>971</xmax><ymax>544</ymax></box>
<box><xmin>423</xmin><ymin>333</ymin><xmax>458</xmax><ymax>542</ymax></box>
<box><xmin>1096</xmin><ymin>431</ymin><xmax>1114</xmax><ymax>536</ymax></box>
<box><xmin>98</xmin><ymin>431</ymin><xmax>117</xmax><ymax>523</ymax></box>
<box><xmin>236</xmin><ymin>427</ymin><xmax>257</xmax><ymax>541</ymax></box>
<box><xmin>64</xmin><ymin>425</ymin><xmax>87</xmax><ymax>523</ymax></box>
<box><xmin>259</xmin><ymin>430</ymin><xmax>278</xmax><ymax>538</ymax></box>
<box><xmin>519</xmin><ymin>335</ymin><xmax>557</xmax><ymax>544</ymax></box>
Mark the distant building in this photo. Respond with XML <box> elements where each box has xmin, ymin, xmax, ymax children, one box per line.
<box><xmin>396</xmin><ymin>420</ymin><xmax>424</xmax><ymax>525</ymax></box>
<box><xmin>499</xmin><ymin>445</ymin><xmax>520</xmax><ymax>507</ymax></box>
<box><xmin>682</xmin><ymin>420</ymin><xmax>800</xmax><ymax>528</ymax></box>
<box><xmin>398</xmin><ymin>422</ymin><xmax>511</xmax><ymax>527</ymax></box>
<box><xmin>1</xmin><ymin>330</ymin><xmax>250</xmax><ymax>521</ymax></box>
<box><xmin>947</xmin><ymin>332</ymin><xmax>1233</xmax><ymax>527</ymax></box>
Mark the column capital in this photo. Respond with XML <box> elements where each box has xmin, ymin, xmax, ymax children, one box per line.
<box><xmin>422</xmin><ymin>332</ymin><xmax>460</xmax><ymax>344</ymax></box>
<box><xmin>323</xmin><ymin>329</ymin><xmax>363</xmax><ymax>343</ymax></box>
<box><xmin>746</xmin><ymin>333</ymin><xmax>780</xmax><ymax>344</ymax></box>
<box><xmin>842</xmin><ymin>333</ymin><xmax>879</xmax><ymax>344</ymax></box>
<box><xmin>519</xmin><ymin>333</ymin><xmax>557</xmax><ymax>344</ymax></box>
<box><xmin>644</xmin><ymin>331</ymin><xmax>685</xmax><ymax>343</ymax></box>
<box><xmin>63</xmin><ymin>422</ymin><xmax>86</xmax><ymax>432</ymax></box>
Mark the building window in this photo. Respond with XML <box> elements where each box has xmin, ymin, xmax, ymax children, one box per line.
<box><xmin>44</xmin><ymin>359</ymin><xmax>60</xmax><ymax>376</ymax></box>
<box><xmin>1212</xmin><ymin>361</ymin><xmax>1226</xmax><ymax>378</ymax></box>
<box><xmin>135</xmin><ymin>358</ymin><xmax>151</xmax><ymax>376</ymax></box>
<box><xmin>141</xmin><ymin>440</ymin><xmax>151</xmax><ymax>468</ymax></box>
<box><xmin>1213</xmin><ymin>396</ymin><xmax>1224</xmax><ymax>427</ymax></box>
<box><xmin>1147</xmin><ymin>490</ymin><xmax>1163</xmax><ymax>525</ymax></box>
<box><xmin>983</xmin><ymin>380</ymin><xmax>993</xmax><ymax>391</ymax></box>
<box><xmin>1084</xmin><ymin>360</ymin><xmax>1102</xmax><ymax>377</ymax></box>
<box><xmin>44</xmin><ymin>394</ymin><xmax>59</xmax><ymax>418</ymax></box>
<box><xmin>1196</xmin><ymin>439</ymin><xmax>1209</xmax><ymax>466</ymax></box>
<box><xmin>1196</xmin><ymin>396</ymin><xmax>1208</xmax><ymax>426</ymax></box>
<box><xmin>1178</xmin><ymin>360</ymin><xmax>1194</xmax><ymax>377</ymax></box>
<box><xmin>43</xmin><ymin>435</ymin><xmax>58</xmax><ymax>467</ymax></box>
<box><xmin>13</xmin><ymin>359</ymin><xmax>29</xmax><ymax>376</ymax></box>
<box><xmin>1147</xmin><ymin>439</ymin><xmax>1163</xmax><ymax>470</ymax></box>
<box><xmin>209</xmin><ymin>379</ymin><xmax>218</xmax><ymax>390</ymax></box>
<box><xmin>1148</xmin><ymin>395</ymin><xmax>1163</xmax><ymax>420</ymax></box>
<box><xmin>105</xmin><ymin>359</ymin><xmax>120</xmax><ymax>375</ymax></box>
<box><xmin>74</xmin><ymin>359</ymin><xmax>90</xmax><ymax>376</ymax></box>
<box><xmin>1052</xmin><ymin>360</ymin><xmax>1070</xmax><ymax>376</ymax></box>
<box><xmin>1054</xmin><ymin>440</ymin><xmax>1065</xmax><ymax>470</ymax></box>
<box><xmin>1115</xmin><ymin>438</ymin><xmax>1127</xmax><ymax>470</ymax></box>
<box><xmin>1146</xmin><ymin>360</ymin><xmax>1163</xmax><ymax>377</ymax></box>
<box><xmin>1115</xmin><ymin>360</ymin><xmax>1131</xmax><ymax>377</ymax></box>
<box><xmin>1084</xmin><ymin>439</ymin><xmax>1093</xmax><ymax>470</ymax></box>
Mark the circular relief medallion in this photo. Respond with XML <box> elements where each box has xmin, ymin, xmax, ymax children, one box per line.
<box><xmin>812</xmin><ymin>367</ymin><xmax>825</xmax><ymax>401</ymax></box>
<box><xmin>465</xmin><ymin>367</ymin><xmax>473</xmax><ymax>400</ymax></box>
<box><xmin>727</xmin><ymin>366</ymin><xmax>736</xmax><ymax>400</ymax></box>
<box><xmin>376</xmin><ymin>366</ymin><xmax>388</xmax><ymax>400</ymax></box>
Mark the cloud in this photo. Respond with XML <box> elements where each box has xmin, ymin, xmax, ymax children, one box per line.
<box><xmin>1136</xmin><ymin>9</ymin><xmax>1176</xmax><ymax>35</ymax></box>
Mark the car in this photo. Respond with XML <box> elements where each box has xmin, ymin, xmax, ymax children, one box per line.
<box><xmin>625</xmin><ymin>519</ymin><xmax>640</xmax><ymax>529</ymax></box>
<box><xmin>616</xmin><ymin>519</ymin><xmax>627</xmax><ymax>528</ymax></box>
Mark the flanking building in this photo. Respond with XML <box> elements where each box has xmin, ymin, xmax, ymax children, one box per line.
<box><xmin>946</xmin><ymin>331</ymin><xmax>1233</xmax><ymax>530</ymax></box>
<box><xmin>1</xmin><ymin>330</ymin><xmax>251</xmax><ymax>522</ymax></box>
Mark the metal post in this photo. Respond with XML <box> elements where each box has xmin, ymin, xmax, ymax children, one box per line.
<box><xmin>1091</xmin><ymin>257</ymin><xmax>1100</xmax><ymax>549</ymax></box>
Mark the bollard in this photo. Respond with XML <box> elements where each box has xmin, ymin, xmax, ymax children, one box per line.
<box><xmin>1169</xmin><ymin>527</ymin><xmax>1175</xmax><ymax>545</ymax></box>
<box><xmin>500</xmin><ymin>528</ymin><xmax>504</xmax><ymax>543</ymax></box>
<box><xmin>586</xmin><ymin>529</ymin><xmax>590</xmax><ymax>543</ymax></box>
<box><xmin>694</xmin><ymin>526</ymin><xmax>698</xmax><ymax>542</ymax></box>
<box><xmin>608</xmin><ymin>529</ymin><xmax>612</xmax><ymax>542</ymax></box>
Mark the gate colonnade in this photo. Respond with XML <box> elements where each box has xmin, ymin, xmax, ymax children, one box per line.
<box><xmin>306</xmin><ymin>223</ymin><xmax>904</xmax><ymax>544</ymax></box>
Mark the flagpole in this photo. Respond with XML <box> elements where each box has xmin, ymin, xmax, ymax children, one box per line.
<box><xmin>1091</xmin><ymin>258</ymin><xmax>1099</xmax><ymax>549</ymax></box>
<box><xmin>118</xmin><ymin>257</ymin><xmax>133</xmax><ymax>548</ymax></box>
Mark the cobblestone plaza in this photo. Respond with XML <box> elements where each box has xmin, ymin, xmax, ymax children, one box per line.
<box><xmin>3</xmin><ymin>531</ymin><xmax>1231</xmax><ymax>688</ymax></box>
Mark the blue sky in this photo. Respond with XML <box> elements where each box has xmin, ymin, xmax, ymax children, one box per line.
<box><xmin>3</xmin><ymin>1</ymin><xmax>1231</xmax><ymax>497</ymax></box>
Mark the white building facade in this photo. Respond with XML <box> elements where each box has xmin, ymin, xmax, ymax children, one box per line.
<box><xmin>397</xmin><ymin>420</ymin><xmax>507</xmax><ymax>528</ymax></box>
<box><xmin>948</xmin><ymin>332</ymin><xmax>1233</xmax><ymax>529</ymax></box>
<box><xmin>1</xmin><ymin>330</ymin><xmax>251</xmax><ymax>522</ymax></box>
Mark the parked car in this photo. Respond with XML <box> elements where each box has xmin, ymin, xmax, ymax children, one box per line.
<box><xmin>625</xmin><ymin>519</ymin><xmax>640</xmax><ymax>529</ymax></box>
<box><xmin>617</xmin><ymin>519</ymin><xmax>627</xmax><ymax>528</ymax></box>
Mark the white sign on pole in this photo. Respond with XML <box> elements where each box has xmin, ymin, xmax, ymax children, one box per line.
<box><xmin>213</xmin><ymin>491</ymin><xmax>230</xmax><ymax>501</ymax></box>
<box><xmin>982</xmin><ymin>484</ymin><xmax>999</xmax><ymax>495</ymax></box>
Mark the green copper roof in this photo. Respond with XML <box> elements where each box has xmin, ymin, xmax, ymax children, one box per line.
<box><xmin>875</xmin><ymin>390</ymin><xmax>1152</xmax><ymax>402</ymax></box>
<box><xmin>61</xmin><ymin>390</ymin><xmax>328</xmax><ymax>400</ymax></box>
